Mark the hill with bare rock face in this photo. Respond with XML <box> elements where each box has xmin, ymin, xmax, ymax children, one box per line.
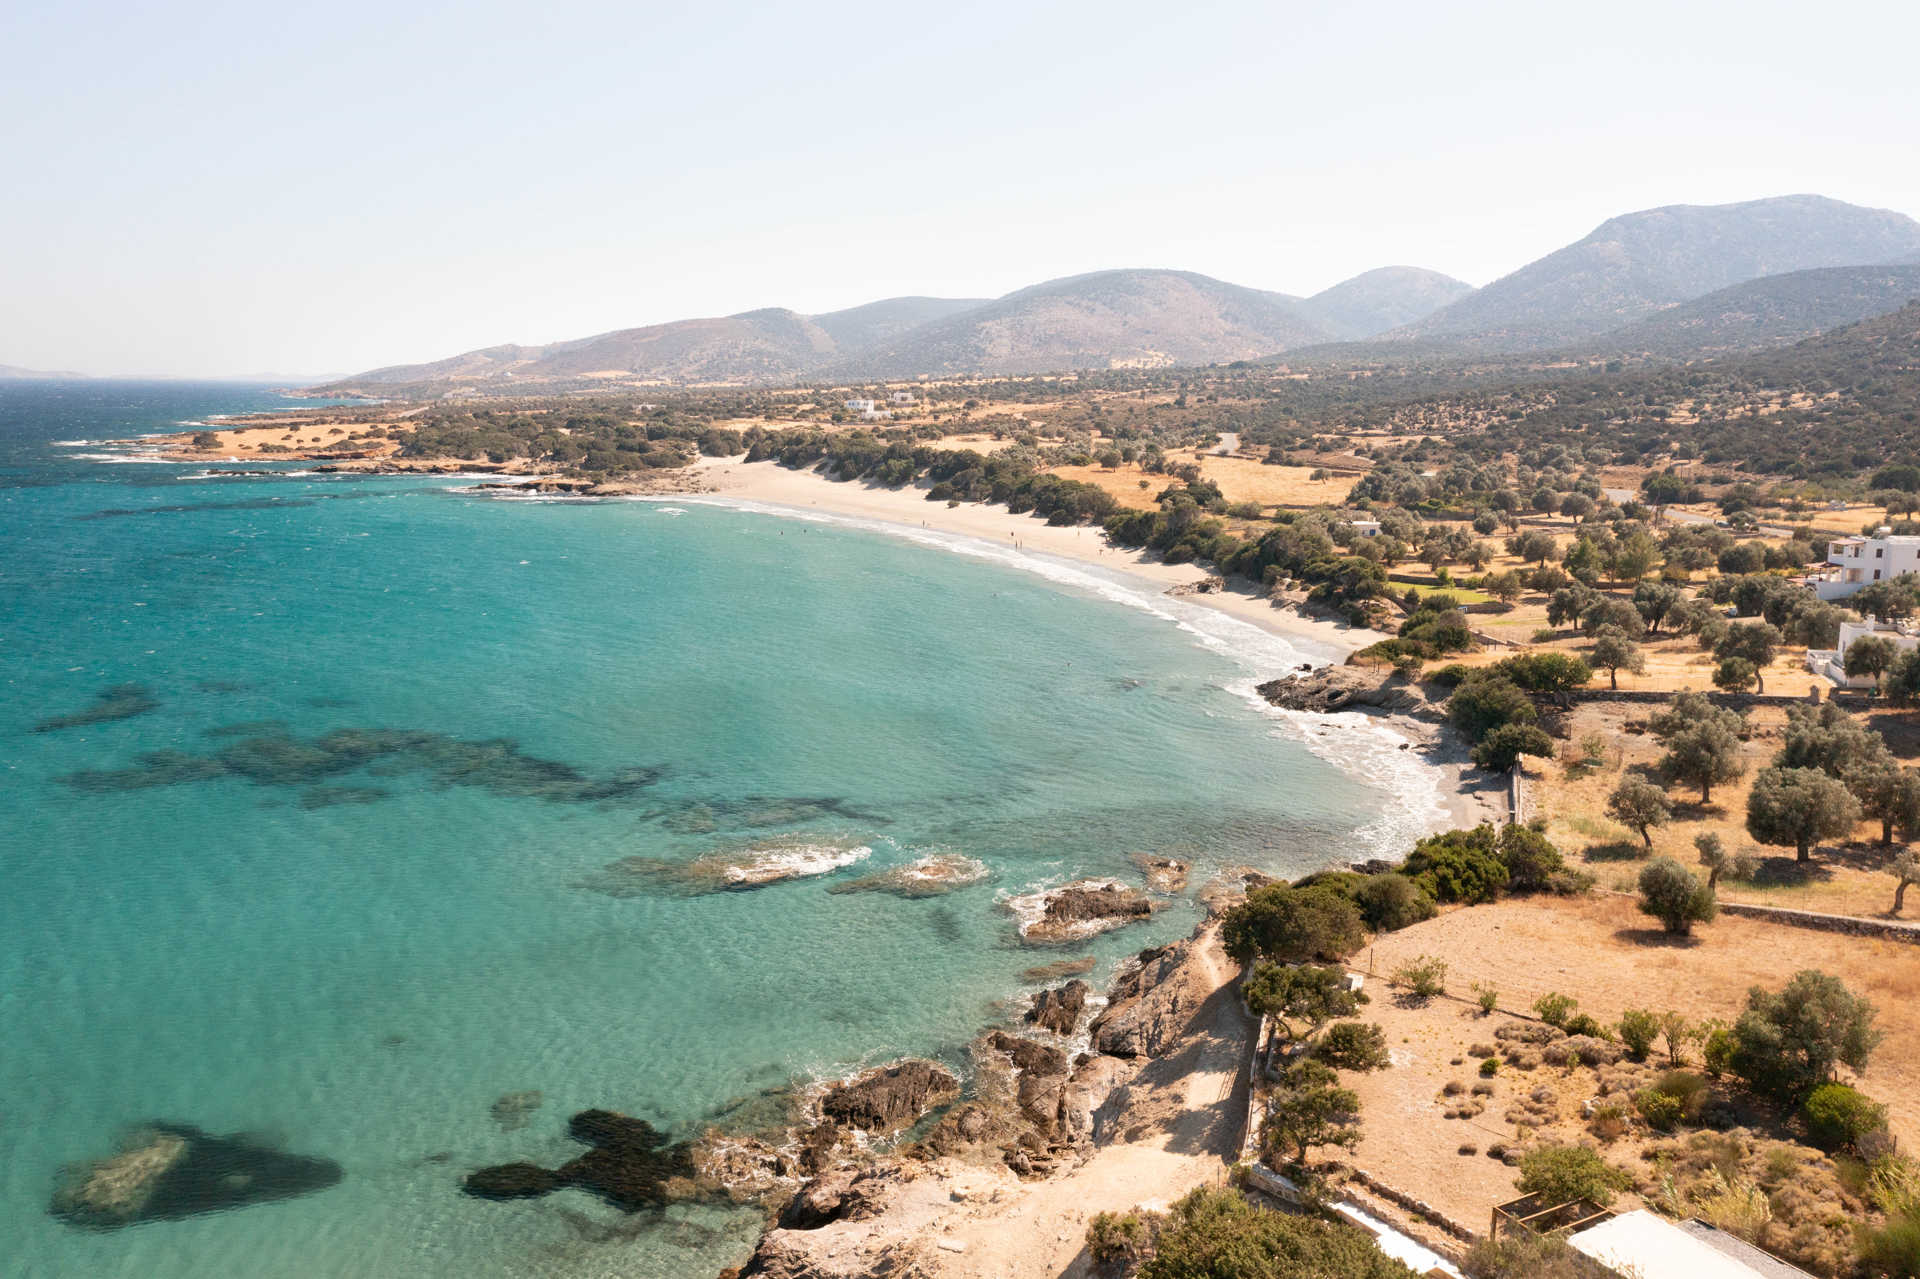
<box><xmin>1395</xmin><ymin>194</ymin><xmax>1920</xmax><ymax>352</ymax></box>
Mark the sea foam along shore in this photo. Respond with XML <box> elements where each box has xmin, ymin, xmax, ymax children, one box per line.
<box><xmin>669</xmin><ymin>457</ymin><xmax>1496</xmax><ymax>857</ymax></box>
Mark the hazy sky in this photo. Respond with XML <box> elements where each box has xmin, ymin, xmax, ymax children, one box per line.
<box><xmin>5</xmin><ymin>0</ymin><xmax>1918</xmax><ymax>377</ymax></box>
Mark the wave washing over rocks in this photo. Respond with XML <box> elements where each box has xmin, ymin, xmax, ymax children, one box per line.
<box><xmin>1001</xmin><ymin>878</ymin><xmax>1155</xmax><ymax>944</ymax></box>
<box><xmin>579</xmin><ymin>837</ymin><xmax>873</xmax><ymax>896</ymax></box>
<box><xmin>827</xmin><ymin>853</ymin><xmax>990</xmax><ymax>898</ymax></box>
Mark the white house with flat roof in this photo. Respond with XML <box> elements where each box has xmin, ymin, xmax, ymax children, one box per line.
<box><xmin>1808</xmin><ymin>527</ymin><xmax>1920</xmax><ymax>600</ymax></box>
<box><xmin>1806</xmin><ymin>618</ymin><xmax>1920</xmax><ymax>686</ymax></box>
<box><xmin>1570</xmin><ymin>1210</ymin><xmax>1814</xmax><ymax>1278</ymax></box>
<box><xmin>889</xmin><ymin>390</ymin><xmax>915</xmax><ymax>405</ymax></box>
<box><xmin>844</xmin><ymin>398</ymin><xmax>877</xmax><ymax>413</ymax></box>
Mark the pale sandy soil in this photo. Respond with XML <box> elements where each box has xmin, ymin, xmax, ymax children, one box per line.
<box><xmin>1360</xmin><ymin>894</ymin><xmax>1920</xmax><ymax>1166</ymax></box>
<box><xmin>1043</xmin><ymin>455</ymin><xmax>1357</xmax><ymax>512</ymax></box>
<box><xmin>923</xmin><ymin>926</ymin><xmax>1252</xmax><ymax>1279</ymax></box>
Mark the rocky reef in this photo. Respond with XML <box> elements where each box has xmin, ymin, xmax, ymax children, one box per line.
<box><xmin>1004</xmin><ymin>878</ymin><xmax>1153</xmax><ymax>944</ymax></box>
<box><xmin>33</xmin><ymin>683</ymin><xmax>160</xmax><ymax>733</ymax></box>
<box><xmin>826</xmin><ymin>853</ymin><xmax>989</xmax><ymax>898</ymax></box>
<box><xmin>464</xmin><ymin>1109</ymin><xmax>697</xmax><ymax>1211</ymax></box>
<box><xmin>1255</xmin><ymin>663</ymin><xmax>1439</xmax><ymax>717</ymax></box>
<box><xmin>1024</xmin><ymin>979</ymin><xmax>1091</xmax><ymax>1036</ymax></box>
<box><xmin>578</xmin><ymin>838</ymin><xmax>872</xmax><ymax>896</ymax></box>
<box><xmin>1130</xmin><ymin>853</ymin><xmax>1189</xmax><ymax>894</ymax></box>
<box><xmin>50</xmin><ymin>1124</ymin><xmax>341</xmax><ymax>1229</ymax></box>
<box><xmin>817</xmin><ymin>1061</ymin><xmax>960</xmax><ymax>1134</ymax></box>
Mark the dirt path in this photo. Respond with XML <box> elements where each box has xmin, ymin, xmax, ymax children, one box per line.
<box><xmin>928</xmin><ymin>929</ymin><xmax>1252</xmax><ymax>1279</ymax></box>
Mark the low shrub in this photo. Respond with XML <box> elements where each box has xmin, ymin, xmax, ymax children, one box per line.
<box><xmin>1318</xmin><ymin>1020</ymin><xmax>1390</xmax><ymax>1072</ymax></box>
<box><xmin>1533</xmin><ymin>993</ymin><xmax>1577</xmax><ymax>1029</ymax></box>
<box><xmin>1517</xmin><ymin>1144</ymin><xmax>1631</xmax><ymax>1207</ymax></box>
<box><xmin>1635</xmin><ymin>1087</ymin><xmax>1684</xmax><ymax>1131</ymax></box>
<box><xmin>1086</xmin><ymin>1211</ymin><xmax>1151</xmax><ymax>1268</ymax></box>
<box><xmin>1617</xmin><ymin>1009</ymin><xmax>1660</xmax><ymax>1061</ymax></box>
<box><xmin>1563</xmin><ymin>1014</ymin><xmax>1612</xmax><ymax>1041</ymax></box>
<box><xmin>1392</xmin><ymin>954</ymin><xmax>1447</xmax><ymax>998</ymax></box>
<box><xmin>1473</xmin><ymin>983</ymin><xmax>1499</xmax><ymax>1015</ymax></box>
<box><xmin>1801</xmin><ymin>1083</ymin><xmax>1888</xmax><ymax>1153</ymax></box>
<box><xmin>1479</xmin><ymin>1057</ymin><xmax>1500</xmax><ymax>1077</ymax></box>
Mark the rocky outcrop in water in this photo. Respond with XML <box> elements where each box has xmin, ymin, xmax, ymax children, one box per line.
<box><xmin>1025</xmin><ymin>980</ymin><xmax>1091</xmax><ymax>1036</ymax></box>
<box><xmin>1009</xmin><ymin>879</ymin><xmax>1153</xmax><ymax>944</ymax></box>
<box><xmin>1255</xmin><ymin>664</ymin><xmax>1439</xmax><ymax>717</ymax></box>
<box><xmin>826</xmin><ymin>854</ymin><xmax>988</xmax><ymax>898</ymax></box>
<box><xmin>817</xmin><ymin>1061</ymin><xmax>959</xmax><ymax>1134</ymax></box>
<box><xmin>580</xmin><ymin>839</ymin><xmax>872</xmax><ymax>897</ymax></box>
<box><xmin>463</xmin><ymin>1109</ymin><xmax>697</xmax><ymax>1212</ymax></box>
<box><xmin>50</xmin><ymin>1124</ymin><xmax>342</xmax><ymax>1228</ymax></box>
<box><xmin>1130</xmin><ymin>854</ymin><xmax>1189</xmax><ymax>894</ymax></box>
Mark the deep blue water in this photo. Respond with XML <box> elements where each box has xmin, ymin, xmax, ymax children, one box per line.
<box><xmin>0</xmin><ymin>381</ymin><xmax>1435</xmax><ymax>1276</ymax></box>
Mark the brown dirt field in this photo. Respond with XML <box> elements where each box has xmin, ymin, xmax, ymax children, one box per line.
<box><xmin>1357</xmin><ymin>895</ymin><xmax>1920</xmax><ymax>1155</ymax></box>
<box><xmin>1047</xmin><ymin>464</ymin><xmax>1165</xmax><ymax>509</ymax></box>
<box><xmin>1527</xmin><ymin>699</ymin><xmax>1914</xmax><ymax>917</ymax></box>
<box><xmin>1177</xmin><ymin>453</ymin><xmax>1358</xmax><ymax>507</ymax></box>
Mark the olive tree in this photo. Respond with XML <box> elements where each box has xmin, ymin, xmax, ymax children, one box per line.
<box><xmin>1589</xmin><ymin>625</ymin><xmax>1645</xmax><ymax>691</ymax></box>
<box><xmin>1891</xmin><ymin>850</ymin><xmax>1920</xmax><ymax>916</ymax></box>
<box><xmin>1715</xmin><ymin>621</ymin><xmax>1783</xmax><ymax>692</ymax></box>
<box><xmin>1638</xmin><ymin>857</ymin><xmax>1716</xmax><ymax>935</ymax></box>
<box><xmin>1746</xmin><ymin>766</ymin><xmax>1861</xmax><ymax>862</ymax></box>
<box><xmin>1661</xmin><ymin>719</ymin><xmax>1746</xmax><ymax>802</ymax></box>
<box><xmin>1606</xmin><ymin>777</ymin><xmax>1671</xmax><ymax>848</ymax></box>
<box><xmin>1730</xmin><ymin>970</ymin><xmax>1881</xmax><ymax>1102</ymax></box>
<box><xmin>1843</xmin><ymin>634</ymin><xmax>1900</xmax><ymax>687</ymax></box>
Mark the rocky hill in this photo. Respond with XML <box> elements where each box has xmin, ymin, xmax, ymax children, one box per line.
<box><xmin>1590</xmin><ymin>264</ymin><xmax>1920</xmax><ymax>357</ymax></box>
<box><xmin>1394</xmin><ymin>194</ymin><xmax>1920</xmax><ymax>351</ymax></box>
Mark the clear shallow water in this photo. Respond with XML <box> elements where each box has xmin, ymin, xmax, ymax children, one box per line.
<box><xmin>0</xmin><ymin>382</ymin><xmax>1436</xmax><ymax>1277</ymax></box>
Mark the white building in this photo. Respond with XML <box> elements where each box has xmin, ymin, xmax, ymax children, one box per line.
<box><xmin>844</xmin><ymin>398</ymin><xmax>876</xmax><ymax>413</ymax></box>
<box><xmin>888</xmin><ymin>390</ymin><xmax>915</xmax><ymax>405</ymax></box>
<box><xmin>856</xmin><ymin>408</ymin><xmax>891</xmax><ymax>422</ymax></box>
<box><xmin>1569</xmin><ymin>1210</ymin><xmax>1813</xmax><ymax>1278</ymax></box>
<box><xmin>1805</xmin><ymin>618</ymin><xmax>1919</xmax><ymax>687</ymax></box>
<box><xmin>1808</xmin><ymin>527</ymin><xmax>1920</xmax><ymax>600</ymax></box>
<box><xmin>1350</xmin><ymin>519</ymin><xmax>1383</xmax><ymax>538</ymax></box>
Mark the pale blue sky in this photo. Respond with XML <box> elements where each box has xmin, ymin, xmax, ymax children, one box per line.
<box><xmin>4</xmin><ymin>0</ymin><xmax>1917</xmax><ymax>377</ymax></box>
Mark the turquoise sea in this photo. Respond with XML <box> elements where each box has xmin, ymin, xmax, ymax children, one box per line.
<box><xmin>0</xmin><ymin>382</ymin><xmax>1441</xmax><ymax>1277</ymax></box>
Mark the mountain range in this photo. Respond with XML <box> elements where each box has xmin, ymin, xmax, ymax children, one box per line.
<box><xmin>308</xmin><ymin>194</ymin><xmax>1920</xmax><ymax>394</ymax></box>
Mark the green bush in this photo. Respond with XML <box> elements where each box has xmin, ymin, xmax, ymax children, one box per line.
<box><xmin>1403</xmin><ymin>825</ymin><xmax>1510</xmax><ymax>904</ymax></box>
<box><xmin>1318</xmin><ymin>1021</ymin><xmax>1390</xmax><ymax>1072</ymax></box>
<box><xmin>1516</xmin><ymin>1144</ymin><xmax>1631</xmax><ymax>1207</ymax></box>
<box><xmin>1563</xmin><ymin>1013</ymin><xmax>1611</xmax><ymax>1040</ymax></box>
<box><xmin>1392</xmin><ymin>954</ymin><xmax>1447</xmax><ymax>998</ymax></box>
<box><xmin>1860</xmin><ymin>1213</ymin><xmax>1920</xmax><ymax>1278</ymax></box>
<box><xmin>1473</xmin><ymin>983</ymin><xmax>1499</xmax><ymax>1015</ymax></box>
<box><xmin>1702</xmin><ymin>1024</ymin><xmax>1736</xmax><ymax>1078</ymax></box>
<box><xmin>1617</xmin><ymin>1009</ymin><xmax>1660</xmax><ymax>1061</ymax></box>
<box><xmin>1801</xmin><ymin>1082</ymin><xmax>1889</xmax><ymax>1152</ymax></box>
<box><xmin>1634</xmin><ymin>1087</ymin><xmax>1684</xmax><ymax>1131</ymax></box>
<box><xmin>1479</xmin><ymin>1057</ymin><xmax>1500</xmax><ymax>1077</ymax></box>
<box><xmin>1221</xmin><ymin>884</ymin><xmax>1367</xmax><ymax>966</ymax></box>
<box><xmin>1138</xmin><ymin>1186</ymin><xmax>1418</xmax><ymax>1279</ymax></box>
<box><xmin>1352</xmin><ymin>872</ymin><xmax>1434</xmax><ymax>932</ymax></box>
<box><xmin>1533</xmin><ymin>993</ymin><xmax>1577</xmax><ymax>1029</ymax></box>
<box><xmin>1087</xmin><ymin>1211</ymin><xmax>1151</xmax><ymax>1268</ymax></box>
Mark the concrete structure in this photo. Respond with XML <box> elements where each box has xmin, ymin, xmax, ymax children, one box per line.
<box><xmin>843</xmin><ymin>398</ymin><xmax>876</xmax><ymax>413</ymax></box>
<box><xmin>1809</xmin><ymin>527</ymin><xmax>1920</xmax><ymax>600</ymax></box>
<box><xmin>1805</xmin><ymin>617</ymin><xmax>1920</xmax><ymax>687</ymax></box>
<box><xmin>888</xmin><ymin>390</ymin><xmax>915</xmax><ymax>405</ymax></box>
<box><xmin>1569</xmin><ymin>1210</ymin><xmax>1813</xmax><ymax>1279</ymax></box>
<box><xmin>1350</xmin><ymin>519</ymin><xmax>1383</xmax><ymax>537</ymax></box>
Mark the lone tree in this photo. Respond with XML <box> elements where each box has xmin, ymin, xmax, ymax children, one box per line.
<box><xmin>1638</xmin><ymin>857</ymin><xmax>1716</xmax><ymax>935</ymax></box>
<box><xmin>1746</xmin><ymin>766</ymin><xmax>1861</xmax><ymax>862</ymax></box>
<box><xmin>1846</xmin><ymin>757</ymin><xmax>1920</xmax><ymax>844</ymax></box>
<box><xmin>1607</xmin><ymin>777</ymin><xmax>1672</xmax><ymax>848</ymax></box>
<box><xmin>1730</xmin><ymin>970</ymin><xmax>1881</xmax><ymax>1102</ymax></box>
<box><xmin>1244</xmin><ymin>963</ymin><xmax>1364</xmax><ymax>1045</ymax></box>
<box><xmin>1661</xmin><ymin>719</ymin><xmax>1746</xmax><ymax>802</ymax></box>
<box><xmin>1516</xmin><ymin>1145</ymin><xmax>1631</xmax><ymax>1208</ymax></box>
<box><xmin>1844</xmin><ymin>634</ymin><xmax>1901</xmax><ymax>688</ymax></box>
<box><xmin>1716</xmin><ymin>621</ymin><xmax>1783</xmax><ymax>692</ymax></box>
<box><xmin>1694</xmin><ymin>832</ymin><xmax>1730</xmax><ymax>890</ymax></box>
<box><xmin>1633</xmin><ymin>580</ymin><xmax>1684</xmax><ymax>634</ymax></box>
<box><xmin>1590</xmin><ymin>625</ymin><xmax>1645</xmax><ymax>691</ymax></box>
<box><xmin>1891</xmin><ymin>850</ymin><xmax>1920</xmax><ymax>916</ymax></box>
<box><xmin>1261</xmin><ymin>1076</ymin><xmax>1362</xmax><ymax>1165</ymax></box>
<box><xmin>1712</xmin><ymin>657</ymin><xmax>1758</xmax><ymax>694</ymax></box>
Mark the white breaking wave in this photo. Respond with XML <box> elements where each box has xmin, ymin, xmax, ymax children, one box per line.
<box><xmin>713</xmin><ymin>841</ymin><xmax>871</xmax><ymax>886</ymax></box>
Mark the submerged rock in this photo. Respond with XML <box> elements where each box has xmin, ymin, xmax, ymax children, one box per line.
<box><xmin>1005</xmin><ymin>879</ymin><xmax>1153</xmax><ymax>944</ymax></box>
<box><xmin>579</xmin><ymin>838</ymin><xmax>872</xmax><ymax>897</ymax></box>
<box><xmin>1018</xmin><ymin>956</ymin><xmax>1096</xmax><ymax>984</ymax></box>
<box><xmin>50</xmin><ymin>1124</ymin><xmax>341</xmax><ymax>1229</ymax></box>
<box><xmin>34</xmin><ymin>683</ymin><xmax>160</xmax><ymax>733</ymax></box>
<box><xmin>489</xmin><ymin>1090</ymin><xmax>543</xmax><ymax>1131</ymax></box>
<box><xmin>463</xmin><ymin>1108</ymin><xmax>697</xmax><ymax>1213</ymax></box>
<box><xmin>1130</xmin><ymin>854</ymin><xmax>1189</xmax><ymax>895</ymax></box>
<box><xmin>1025</xmin><ymin>980</ymin><xmax>1092</xmax><ymax>1036</ymax></box>
<box><xmin>817</xmin><ymin>1061</ymin><xmax>959</xmax><ymax>1134</ymax></box>
<box><xmin>826</xmin><ymin>853</ymin><xmax>988</xmax><ymax>898</ymax></box>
